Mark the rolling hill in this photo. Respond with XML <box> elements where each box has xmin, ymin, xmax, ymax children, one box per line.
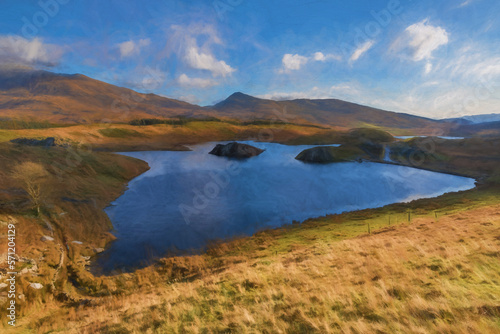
<box><xmin>0</xmin><ymin>67</ymin><xmax>209</xmax><ymax>123</ymax></box>
<box><xmin>211</xmin><ymin>92</ymin><xmax>446</xmax><ymax>130</ymax></box>
<box><xmin>0</xmin><ymin>67</ymin><xmax>453</xmax><ymax>132</ymax></box>
<box><xmin>446</xmin><ymin>113</ymin><xmax>500</xmax><ymax>124</ymax></box>
<box><xmin>449</xmin><ymin>120</ymin><xmax>500</xmax><ymax>137</ymax></box>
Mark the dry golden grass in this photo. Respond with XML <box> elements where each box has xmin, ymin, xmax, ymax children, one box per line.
<box><xmin>11</xmin><ymin>203</ymin><xmax>499</xmax><ymax>333</ymax></box>
<box><xmin>0</xmin><ymin>121</ymin><xmax>333</xmax><ymax>151</ymax></box>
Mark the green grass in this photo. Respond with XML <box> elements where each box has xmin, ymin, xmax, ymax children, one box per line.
<box><xmin>0</xmin><ymin>119</ymin><xmax>67</xmax><ymax>130</ymax></box>
<box><xmin>0</xmin><ymin>130</ymin><xmax>18</xmax><ymax>142</ymax></box>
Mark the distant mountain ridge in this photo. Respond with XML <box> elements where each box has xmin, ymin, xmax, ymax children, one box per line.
<box><xmin>446</xmin><ymin>114</ymin><xmax>500</xmax><ymax>124</ymax></box>
<box><xmin>210</xmin><ymin>92</ymin><xmax>443</xmax><ymax>130</ymax></box>
<box><xmin>0</xmin><ymin>68</ymin><xmax>456</xmax><ymax>132</ymax></box>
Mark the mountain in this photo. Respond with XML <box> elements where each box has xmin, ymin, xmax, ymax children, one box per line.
<box><xmin>0</xmin><ymin>67</ymin><xmax>209</xmax><ymax>123</ymax></box>
<box><xmin>0</xmin><ymin>68</ymin><xmax>451</xmax><ymax>132</ymax></box>
<box><xmin>211</xmin><ymin>92</ymin><xmax>445</xmax><ymax>130</ymax></box>
<box><xmin>447</xmin><ymin>113</ymin><xmax>500</xmax><ymax>124</ymax></box>
<box><xmin>449</xmin><ymin>120</ymin><xmax>500</xmax><ymax>137</ymax></box>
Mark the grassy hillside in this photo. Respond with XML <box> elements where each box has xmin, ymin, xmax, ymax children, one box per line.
<box><xmin>0</xmin><ymin>121</ymin><xmax>335</xmax><ymax>151</ymax></box>
<box><xmin>211</xmin><ymin>92</ymin><xmax>448</xmax><ymax>131</ymax></box>
<box><xmin>0</xmin><ymin>68</ymin><xmax>208</xmax><ymax>123</ymax></box>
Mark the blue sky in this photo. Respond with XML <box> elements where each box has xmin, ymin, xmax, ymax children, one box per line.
<box><xmin>0</xmin><ymin>0</ymin><xmax>499</xmax><ymax>118</ymax></box>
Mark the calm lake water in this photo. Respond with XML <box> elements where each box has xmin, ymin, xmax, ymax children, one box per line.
<box><xmin>91</xmin><ymin>141</ymin><xmax>476</xmax><ymax>275</ymax></box>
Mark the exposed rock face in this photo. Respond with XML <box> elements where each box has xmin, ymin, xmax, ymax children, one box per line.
<box><xmin>10</xmin><ymin>137</ymin><xmax>56</xmax><ymax>147</ymax></box>
<box><xmin>209</xmin><ymin>142</ymin><xmax>264</xmax><ymax>159</ymax></box>
<box><xmin>295</xmin><ymin>146</ymin><xmax>344</xmax><ymax>163</ymax></box>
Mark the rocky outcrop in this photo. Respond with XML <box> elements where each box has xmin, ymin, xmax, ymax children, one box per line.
<box><xmin>295</xmin><ymin>143</ymin><xmax>384</xmax><ymax>164</ymax></box>
<box><xmin>10</xmin><ymin>137</ymin><xmax>56</xmax><ymax>147</ymax></box>
<box><xmin>209</xmin><ymin>142</ymin><xmax>264</xmax><ymax>159</ymax></box>
<box><xmin>296</xmin><ymin>129</ymin><xmax>395</xmax><ymax>163</ymax></box>
<box><xmin>295</xmin><ymin>146</ymin><xmax>346</xmax><ymax>163</ymax></box>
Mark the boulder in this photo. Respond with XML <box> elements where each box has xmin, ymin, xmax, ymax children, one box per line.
<box><xmin>29</xmin><ymin>283</ymin><xmax>43</xmax><ymax>290</ymax></box>
<box><xmin>209</xmin><ymin>142</ymin><xmax>264</xmax><ymax>159</ymax></box>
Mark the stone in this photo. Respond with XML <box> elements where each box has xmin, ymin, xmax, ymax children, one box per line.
<box><xmin>29</xmin><ymin>283</ymin><xmax>43</xmax><ymax>290</ymax></box>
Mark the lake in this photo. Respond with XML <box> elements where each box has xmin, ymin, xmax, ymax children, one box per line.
<box><xmin>91</xmin><ymin>141</ymin><xmax>476</xmax><ymax>275</ymax></box>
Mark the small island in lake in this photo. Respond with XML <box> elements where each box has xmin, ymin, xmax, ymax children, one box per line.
<box><xmin>209</xmin><ymin>142</ymin><xmax>264</xmax><ymax>159</ymax></box>
<box><xmin>295</xmin><ymin>128</ymin><xmax>394</xmax><ymax>163</ymax></box>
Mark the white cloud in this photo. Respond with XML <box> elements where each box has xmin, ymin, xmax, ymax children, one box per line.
<box><xmin>279</xmin><ymin>52</ymin><xmax>341</xmax><ymax>73</ymax></box>
<box><xmin>313</xmin><ymin>52</ymin><xmax>342</xmax><ymax>62</ymax></box>
<box><xmin>177</xmin><ymin>73</ymin><xmax>219</xmax><ymax>88</ymax></box>
<box><xmin>350</xmin><ymin>40</ymin><xmax>375</xmax><ymax>63</ymax></box>
<box><xmin>313</xmin><ymin>52</ymin><xmax>326</xmax><ymax>61</ymax></box>
<box><xmin>424</xmin><ymin>62</ymin><xmax>433</xmax><ymax>74</ymax></box>
<box><xmin>466</xmin><ymin>57</ymin><xmax>500</xmax><ymax>79</ymax></box>
<box><xmin>124</xmin><ymin>66</ymin><xmax>167</xmax><ymax>91</ymax></box>
<box><xmin>373</xmin><ymin>42</ymin><xmax>500</xmax><ymax>118</ymax></box>
<box><xmin>0</xmin><ymin>35</ymin><xmax>63</xmax><ymax>66</ymax></box>
<box><xmin>169</xmin><ymin>24</ymin><xmax>236</xmax><ymax>78</ymax></box>
<box><xmin>184</xmin><ymin>47</ymin><xmax>235</xmax><ymax>77</ymax></box>
<box><xmin>439</xmin><ymin>47</ymin><xmax>500</xmax><ymax>81</ymax></box>
<box><xmin>458</xmin><ymin>0</ymin><xmax>474</xmax><ymax>7</ymax></box>
<box><xmin>117</xmin><ymin>38</ymin><xmax>151</xmax><ymax>58</ymax></box>
<box><xmin>280</xmin><ymin>54</ymin><xmax>309</xmax><ymax>73</ymax></box>
<box><xmin>257</xmin><ymin>83</ymin><xmax>361</xmax><ymax>101</ymax></box>
<box><xmin>391</xmin><ymin>19</ymin><xmax>449</xmax><ymax>61</ymax></box>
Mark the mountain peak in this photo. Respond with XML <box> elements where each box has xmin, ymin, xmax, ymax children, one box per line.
<box><xmin>213</xmin><ymin>92</ymin><xmax>263</xmax><ymax>109</ymax></box>
<box><xmin>227</xmin><ymin>92</ymin><xmax>259</xmax><ymax>100</ymax></box>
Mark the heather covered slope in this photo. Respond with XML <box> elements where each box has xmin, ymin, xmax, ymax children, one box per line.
<box><xmin>0</xmin><ymin>67</ymin><xmax>209</xmax><ymax>123</ymax></box>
